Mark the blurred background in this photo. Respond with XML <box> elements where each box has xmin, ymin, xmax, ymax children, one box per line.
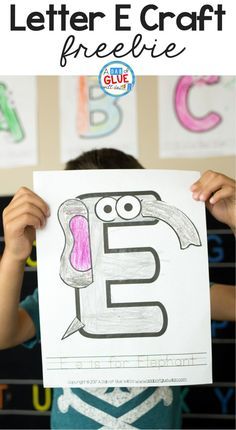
<box><xmin>0</xmin><ymin>75</ymin><xmax>235</xmax><ymax>429</ymax></box>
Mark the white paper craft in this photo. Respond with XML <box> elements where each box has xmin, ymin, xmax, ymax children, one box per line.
<box><xmin>60</xmin><ymin>77</ymin><xmax>138</xmax><ymax>162</ymax></box>
<box><xmin>158</xmin><ymin>76</ymin><xmax>236</xmax><ymax>158</ymax></box>
<box><xmin>34</xmin><ymin>169</ymin><xmax>212</xmax><ymax>388</ymax></box>
<box><xmin>0</xmin><ymin>76</ymin><xmax>37</xmax><ymax>168</ymax></box>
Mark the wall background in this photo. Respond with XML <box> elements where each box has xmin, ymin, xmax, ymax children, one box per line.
<box><xmin>0</xmin><ymin>76</ymin><xmax>235</xmax><ymax>196</ymax></box>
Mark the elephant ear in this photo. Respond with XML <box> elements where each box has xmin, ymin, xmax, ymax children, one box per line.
<box><xmin>58</xmin><ymin>199</ymin><xmax>93</xmax><ymax>288</ymax></box>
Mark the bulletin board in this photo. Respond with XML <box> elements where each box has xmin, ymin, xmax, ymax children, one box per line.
<box><xmin>0</xmin><ymin>195</ymin><xmax>235</xmax><ymax>429</ymax></box>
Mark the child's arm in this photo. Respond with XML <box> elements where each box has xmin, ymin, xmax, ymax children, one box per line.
<box><xmin>210</xmin><ymin>283</ymin><xmax>235</xmax><ymax>321</ymax></box>
<box><xmin>0</xmin><ymin>187</ymin><xmax>49</xmax><ymax>349</ymax></box>
<box><xmin>191</xmin><ymin>170</ymin><xmax>235</xmax><ymax>321</ymax></box>
<box><xmin>191</xmin><ymin>170</ymin><xmax>236</xmax><ymax>234</ymax></box>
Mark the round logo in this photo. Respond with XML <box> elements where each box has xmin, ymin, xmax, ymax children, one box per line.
<box><xmin>98</xmin><ymin>61</ymin><xmax>136</xmax><ymax>97</ymax></box>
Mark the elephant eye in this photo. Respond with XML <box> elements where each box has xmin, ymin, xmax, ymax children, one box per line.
<box><xmin>95</xmin><ymin>197</ymin><xmax>117</xmax><ymax>221</ymax></box>
<box><xmin>116</xmin><ymin>195</ymin><xmax>141</xmax><ymax>220</ymax></box>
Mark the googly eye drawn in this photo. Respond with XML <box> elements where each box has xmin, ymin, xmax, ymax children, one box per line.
<box><xmin>116</xmin><ymin>195</ymin><xmax>141</xmax><ymax>220</ymax></box>
<box><xmin>95</xmin><ymin>197</ymin><xmax>117</xmax><ymax>222</ymax></box>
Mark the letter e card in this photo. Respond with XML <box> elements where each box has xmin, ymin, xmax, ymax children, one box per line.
<box><xmin>34</xmin><ymin>169</ymin><xmax>212</xmax><ymax>387</ymax></box>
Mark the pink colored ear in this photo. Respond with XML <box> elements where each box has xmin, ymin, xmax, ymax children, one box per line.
<box><xmin>69</xmin><ymin>215</ymin><xmax>92</xmax><ymax>271</ymax></box>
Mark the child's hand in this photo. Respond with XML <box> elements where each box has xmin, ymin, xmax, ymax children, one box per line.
<box><xmin>191</xmin><ymin>170</ymin><xmax>236</xmax><ymax>233</ymax></box>
<box><xmin>2</xmin><ymin>187</ymin><xmax>50</xmax><ymax>262</ymax></box>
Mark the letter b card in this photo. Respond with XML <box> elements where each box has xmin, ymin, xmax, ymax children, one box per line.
<box><xmin>34</xmin><ymin>169</ymin><xmax>212</xmax><ymax>388</ymax></box>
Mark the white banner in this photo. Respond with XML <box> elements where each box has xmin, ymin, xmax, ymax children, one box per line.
<box><xmin>0</xmin><ymin>0</ymin><xmax>235</xmax><ymax>75</ymax></box>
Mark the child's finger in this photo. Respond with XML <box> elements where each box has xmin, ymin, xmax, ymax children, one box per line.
<box><xmin>209</xmin><ymin>186</ymin><xmax>235</xmax><ymax>205</ymax></box>
<box><xmin>4</xmin><ymin>188</ymin><xmax>50</xmax><ymax>218</ymax></box>
<box><xmin>191</xmin><ymin>170</ymin><xmax>214</xmax><ymax>192</ymax></box>
<box><xmin>191</xmin><ymin>171</ymin><xmax>235</xmax><ymax>202</ymax></box>
<box><xmin>4</xmin><ymin>196</ymin><xmax>49</xmax><ymax>221</ymax></box>
<box><xmin>192</xmin><ymin>179</ymin><xmax>223</xmax><ymax>201</ymax></box>
<box><xmin>4</xmin><ymin>213</ymin><xmax>43</xmax><ymax>236</ymax></box>
<box><xmin>12</xmin><ymin>189</ymin><xmax>50</xmax><ymax>216</ymax></box>
<box><xmin>11</xmin><ymin>186</ymin><xmax>35</xmax><ymax>201</ymax></box>
<box><xmin>4</xmin><ymin>203</ymin><xmax>47</xmax><ymax>229</ymax></box>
